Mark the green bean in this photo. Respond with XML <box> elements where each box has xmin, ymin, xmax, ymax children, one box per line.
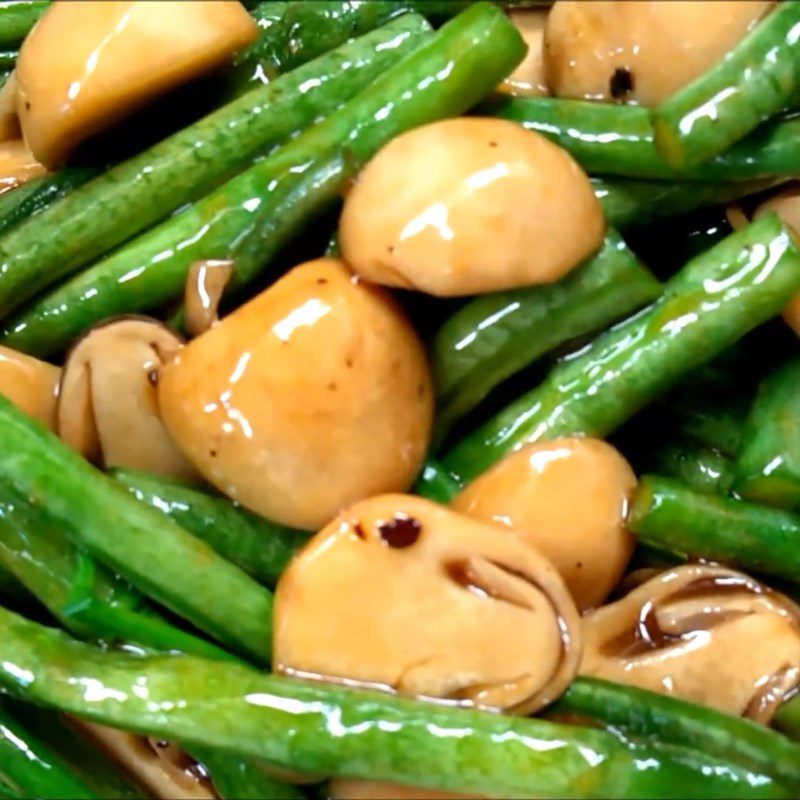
<box><xmin>0</xmin><ymin>392</ymin><xmax>273</xmax><ymax>663</ymax></box>
<box><xmin>649</xmin><ymin>442</ymin><xmax>734</xmax><ymax>495</ymax></box>
<box><xmin>651</xmin><ymin>3</ymin><xmax>800</xmax><ymax>168</ymax></box>
<box><xmin>628</xmin><ymin>475</ymin><xmax>800</xmax><ymax>583</ymax></box>
<box><xmin>413</xmin><ymin>459</ymin><xmax>461</xmax><ymax>502</ymax></box>
<box><xmin>432</xmin><ymin>229</ymin><xmax>661</xmax><ymax>440</ymax></box>
<box><xmin>0</xmin><ymin>700</ymin><xmax>99</xmax><ymax>800</ymax></box>
<box><xmin>773</xmin><ymin>698</ymin><xmax>800</xmax><ymax>741</ymax></box>
<box><xmin>111</xmin><ymin>469</ymin><xmax>308</xmax><ymax>586</ymax></box>
<box><xmin>0</xmin><ymin>15</ymin><xmax>432</xmax><ymax>324</ymax></box>
<box><xmin>491</xmin><ymin>96</ymin><xmax>800</xmax><ymax>182</ymax></box>
<box><xmin>0</xmin><ymin>2</ymin><xmax>48</xmax><ymax>47</ymax></box>
<box><xmin>732</xmin><ymin>358</ymin><xmax>800</xmax><ymax>508</ymax></box>
<box><xmin>0</xmin><ymin>608</ymin><xmax>787</xmax><ymax>800</ymax></box>
<box><xmin>2</xmin><ymin>3</ymin><xmax>523</xmax><ymax>358</ymax></box>
<box><xmin>554</xmin><ymin>677</ymin><xmax>800</xmax><ymax>794</ymax></box>
<box><xmin>439</xmin><ymin>214</ymin><xmax>800</xmax><ymax>487</ymax></box>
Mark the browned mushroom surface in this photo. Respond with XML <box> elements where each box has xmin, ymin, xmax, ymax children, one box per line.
<box><xmin>57</xmin><ymin>317</ymin><xmax>198</xmax><ymax>480</ymax></box>
<box><xmin>0</xmin><ymin>344</ymin><xmax>60</xmax><ymax>428</ymax></box>
<box><xmin>158</xmin><ymin>259</ymin><xmax>433</xmax><ymax>530</ymax></box>
<box><xmin>339</xmin><ymin>118</ymin><xmax>604</xmax><ymax>297</ymax></box>
<box><xmin>581</xmin><ymin>564</ymin><xmax>800</xmax><ymax>721</ymax></box>
<box><xmin>545</xmin><ymin>1</ymin><xmax>773</xmax><ymax>105</ymax></box>
<box><xmin>452</xmin><ymin>437</ymin><xmax>636</xmax><ymax>611</ymax></box>
<box><xmin>274</xmin><ymin>494</ymin><xmax>581</xmax><ymax>715</ymax></box>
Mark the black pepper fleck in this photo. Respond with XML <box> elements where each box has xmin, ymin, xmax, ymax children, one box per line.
<box><xmin>317</xmin><ymin>278</ymin><xmax>328</xmax><ymax>285</ymax></box>
<box><xmin>210</xmin><ymin>449</ymin><xmax>218</xmax><ymax>457</ymax></box>
<box><xmin>378</xmin><ymin>514</ymin><xmax>422</xmax><ymax>548</ymax></box>
<box><xmin>346</xmin><ymin>358</ymin><xmax>354</xmax><ymax>368</ymax></box>
<box><xmin>488</xmin><ymin>141</ymin><xmax>498</xmax><ymax>147</ymax></box>
<box><xmin>609</xmin><ymin>67</ymin><xmax>634</xmax><ymax>100</ymax></box>
<box><xmin>147</xmin><ymin>369</ymin><xmax>159</xmax><ymax>386</ymax></box>
<box><xmin>353</xmin><ymin>522</ymin><xmax>366</xmax><ymax>540</ymax></box>
<box><xmin>328</xmin><ymin>381</ymin><xmax>337</xmax><ymax>391</ymax></box>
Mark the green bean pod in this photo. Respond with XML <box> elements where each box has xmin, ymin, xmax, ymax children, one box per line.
<box><xmin>651</xmin><ymin>3</ymin><xmax>800</xmax><ymax>167</ymax></box>
<box><xmin>732</xmin><ymin>358</ymin><xmax>800</xmax><ymax>508</ymax></box>
<box><xmin>2</xmin><ymin>3</ymin><xmax>523</xmax><ymax>358</ymax></box>
<box><xmin>628</xmin><ymin>475</ymin><xmax>800</xmax><ymax>584</ymax></box>
<box><xmin>649</xmin><ymin>442</ymin><xmax>733</xmax><ymax>495</ymax></box>
<box><xmin>111</xmin><ymin>469</ymin><xmax>309</xmax><ymax>586</ymax></box>
<box><xmin>440</xmin><ymin>214</ymin><xmax>800</xmax><ymax>487</ymax></box>
<box><xmin>554</xmin><ymin>677</ymin><xmax>800</xmax><ymax>794</ymax></box>
<box><xmin>0</xmin><ymin>1</ymin><xmax>48</xmax><ymax>47</ymax></box>
<box><xmin>0</xmin><ymin>13</ymin><xmax>432</xmax><ymax>323</ymax></box>
<box><xmin>0</xmin><ymin>608</ymin><xmax>787</xmax><ymax>799</ymax></box>
<box><xmin>0</xmin><ymin>393</ymin><xmax>273</xmax><ymax>663</ymax></box>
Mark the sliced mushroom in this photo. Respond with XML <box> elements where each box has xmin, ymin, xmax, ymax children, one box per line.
<box><xmin>274</xmin><ymin>494</ymin><xmax>581</xmax><ymax>715</ymax></box>
<box><xmin>158</xmin><ymin>259</ymin><xmax>433</xmax><ymax>530</ymax></box>
<box><xmin>545</xmin><ymin>1</ymin><xmax>773</xmax><ymax>105</ymax></box>
<box><xmin>58</xmin><ymin>317</ymin><xmax>198</xmax><ymax>480</ymax></box>
<box><xmin>0</xmin><ymin>73</ymin><xmax>20</xmax><ymax>142</ymax></box>
<box><xmin>0</xmin><ymin>344</ymin><xmax>60</xmax><ymax>428</ymax></box>
<box><xmin>329</xmin><ymin>779</ymin><xmax>480</xmax><ymax>800</ymax></box>
<box><xmin>452</xmin><ymin>438</ymin><xmax>636</xmax><ymax>611</ymax></box>
<box><xmin>184</xmin><ymin>259</ymin><xmax>234</xmax><ymax>338</ymax></box>
<box><xmin>72</xmin><ymin>719</ymin><xmax>216</xmax><ymax>800</ymax></box>
<box><xmin>498</xmin><ymin>9</ymin><xmax>549</xmax><ymax>97</ymax></box>
<box><xmin>16</xmin><ymin>1</ymin><xmax>258</xmax><ymax>168</ymax></box>
<box><xmin>581</xmin><ymin>564</ymin><xmax>800</xmax><ymax>721</ymax></box>
<box><xmin>338</xmin><ymin>118</ymin><xmax>604</xmax><ymax>297</ymax></box>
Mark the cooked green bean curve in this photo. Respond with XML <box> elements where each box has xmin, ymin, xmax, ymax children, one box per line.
<box><xmin>628</xmin><ymin>475</ymin><xmax>800</xmax><ymax>584</ymax></box>
<box><xmin>649</xmin><ymin>442</ymin><xmax>734</xmax><ymax>495</ymax></box>
<box><xmin>111</xmin><ymin>468</ymin><xmax>309</xmax><ymax>586</ymax></box>
<box><xmin>651</xmin><ymin>3</ymin><xmax>800</xmax><ymax>168</ymax></box>
<box><xmin>0</xmin><ymin>1</ymin><xmax>47</xmax><ymax>46</ymax></box>
<box><xmin>432</xmin><ymin>229</ymin><xmax>661</xmax><ymax>440</ymax></box>
<box><xmin>440</xmin><ymin>214</ymin><xmax>800</xmax><ymax>486</ymax></box>
<box><xmin>732</xmin><ymin>358</ymin><xmax>800</xmax><ymax>509</ymax></box>
<box><xmin>0</xmin><ymin>14</ymin><xmax>431</xmax><ymax>323</ymax></box>
<box><xmin>0</xmin><ymin>393</ymin><xmax>274</xmax><ymax>663</ymax></box>
<box><xmin>1</xmin><ymin>4</ymin><xmax>522</xmax><ymax>357</ymax></box>
<box><xmin>0</xmin><ymin>608</ymin><xmax>786</xmax><ymax>800</ymax></box>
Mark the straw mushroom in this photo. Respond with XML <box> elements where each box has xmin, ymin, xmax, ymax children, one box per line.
<box><xmin>0</xmin><ymin>344</ymin><xmax>60</xmax><ymax>427</ymax></box>
<box><xmin>499</xmin><ymin>9</ymin><xmax>549</xmax><ymax>97</ymax></box>
<box><xmin>58</xmin><ymin>317</ymin><xmax>197</xmax><ymax>480</ymax></box>
<box><xmin>274</xmin><ymin>494</ymin><xmax>581</xmax><ymax>714</ymax></box>
<box><xmin>581</xmin><ymin>564</ymin><xmax>800</xmax><ymax>721</ymax></box>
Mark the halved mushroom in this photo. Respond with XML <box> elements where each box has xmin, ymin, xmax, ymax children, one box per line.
<box><xmin>545</xmin><ymin>1</ymin><xmax>773</xmax><ymax>105</ymax></box>
<box><xmin>581</xmin><ymin>564</ymin><xmax>800</xmax><ymax>721</ymax></box>
<box><xmin>329</xmin><ymin>779</ymin><xmax>480</xmax><ymax>800</ymax></box>
<box><xmin>15</xmin><ymin>1</ymin><xmax>258</xmax><ymax>168</ymax></box>
<box><xmin>0</xmin><ymin>344</ymin><xmax>60</xmax><ymax>428</ymax></box>
<box><xmin>73</xmin><ymin>720</ymin><xmax>216</xmax><ymax>800</ymax></box>
<box><xmin>452</xmin><ymin>438</ymin><xmax>637</xmax><ymax>611</ymax></box>
<box><xmin>184</xmin><ymin>259</ymin><xmax>234</xmax><ymax>338</ymax></box>
<box><xmin>498</xmin><ymin>9</ymin><xmax>549</xmax><ymax>98</ymax></box>
<box><xmin>274</xmin><ymin>494</ymin><xmax>581</xmax><ymax>715</ymax></box>
<box><xmin>58</xmin><ymin>317</ymin><xmax>198</xmax><ymax>480</ymax></box>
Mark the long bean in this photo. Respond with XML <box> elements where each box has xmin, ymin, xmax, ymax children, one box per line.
<box><xmin>0</xmin><ymin>392</ymin><xmax>274</xmax><ymax>663</ymax></box>
<box><xmin>111</xmin><ymin>468</ymin><xmax>308</xmax><ymax>586</ymax></box>
<box><xmin>628</xmin><ymin>475</ymin><xmax>800</xmax><ymax>584</ymax></box>
<box><xmin>440</xmin><ymin>214</ymin><xmax>800</xmax><ymax>486</ymax></box>
<box><xmin>432</xmin><ymin>229</ymin><xmax>661</xmax><ymax>440</ymax></box>
<box><xmin>2</xmin><ymin>3</ymin><xmax>523</xmax><ymax>358</ymax></box>
<box><xmin>554</xmin><ymin>677</ymin><xmax>800</xmax><ymax>794</ymax></box>
<box><xmin>732</xmin><ymin>358</ymin><xmax>800</xmax><ymax>508</ymax></box>
<box><xmin>0</xmin><ymin>607</ymin><xmax>786</xmax><ymax>800</ymax></box>
<box><xmin>0</xmin><ymin>14</ymin><xmax>431</xmax><ymax>322</ymax></box>
<box><xmin>649</xmin><ymin>442</ymin><xmax>733</xmax><ymax>495</ymax></box>
<box><xmin>651</xmin><ymin>3</ymin><xmax>800</xmax><ymax>168</ymax></box>
<box><xmin>0</xmin><ymin>1</ymin><xmax>48</xmax><ymax>47</ymax></box>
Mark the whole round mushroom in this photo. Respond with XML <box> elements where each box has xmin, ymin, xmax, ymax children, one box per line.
<box><xmin>158</xmin><ymin>258</ymin><xmax>433</xmax><ymax>530</ymax></box>
<box><xmin>274</xmin><ymin>494</ymin><xmax>582</xmax><ymax>715</ymax></box>
<box><xmin>452</xmin><ymin>437</ymin><xmax>637</xmax><ymax>611</ymax></box>
<box><xmin>339</xmin><ymin>117</ymin><xmax>604</xmax><ymax>297</ymax></box>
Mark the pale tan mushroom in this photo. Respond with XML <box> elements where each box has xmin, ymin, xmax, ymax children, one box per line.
<box><xmin>0</xmin><ymin>344</ymin><xmax>60</xmax><ymax>427</ymax></box>
<box><xmin>339</xmin><ymin>118</ymin><xmax>604</xmax><ymax>297</ymax></box>
<box><xmin>158</xmin><ymin>259</ymin><xmax>433</xmax><ymax>530</ymax></box>
<box><xmin>274</xmin><ymin>494</ymin><xmax>582</xmax><ymax>715</ymax></box>
<box><xmin>58</xmin><ymin>317</ymin><xmax>198</xmax><ymax>480</ymax></box>
<box><xmin>330</xmin><ymin>779</ymin><xmax>480</xmax><ymax>800</ymax></box>
<box><xmin>498</xmin><ymin>9</ymin><xmax>549</xmax><ymax>98</ymax></box>
<box><xmin>452</xmin><ymin>438</ymin><xmax>637</xmax><ymax>611</ymax></box>
<box><xmin>184</xmin><ymin>259</ymin><xmax>234</xmax><ymax>338</ymax></box>
<box><xmin>580</xmin><ymin>564</ymin><xmax>800</xmax><ymax>721</ymax></box>
<box><xmin>73</xmin><ymin>720</ymin><xmax>216</xmax><ymax>800</ymax></box>
<box><xmin>15</xmin><ymin>1</ymin><xmax>258</xmax><ymax>168</ymax></box>
<box><xmin>545</xmin><ymin>1</ymin><xmax>773</xmax><ymax>105</ymax></box>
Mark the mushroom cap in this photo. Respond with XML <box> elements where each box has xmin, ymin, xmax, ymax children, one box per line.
<box><xmin>58</xmin><ymin>317</ymin><xmax>197</xmax><ymax>480</ymax></box>
<box><xmin>274</xmin><ymin>494</ymin><xmax>582</xmax><ymax>715</ymax></box>
<box><xmin>158</xmin><ymin>259</ymin><xmax>433</xmax><ymax>530</ymax></box>
<box><xmin>581</xmin><ymin>564</ymin><xmax>800</xmax><ymax>720</ymax></box>
<box><xmin>339</xmin><ymin>118</ymin><xmax>604</xmax><ymax>297</ymax></box>
<box><xmin>0</xmin><ymin>344</ymin><xmax>60</xmax><ymax>428</ymax></box>
<box><xmin>452</xmin><ymin>437</ymin><xmax>636</xmax><ymax>611</ymax></box>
